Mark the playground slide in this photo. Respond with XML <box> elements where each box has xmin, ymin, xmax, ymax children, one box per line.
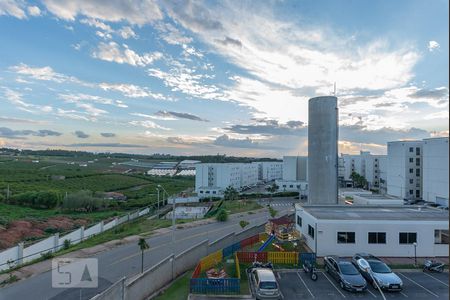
<box><xmin>257</xmin><ymin>234</ymin><xmax>275</xmax><ymax>252</ymax></box>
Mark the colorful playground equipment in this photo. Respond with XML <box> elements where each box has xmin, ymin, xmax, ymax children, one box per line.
<box><xmin>257</xmin><ymin>234</ymin><xmax>275</xmax><ymax>252</ymax></box>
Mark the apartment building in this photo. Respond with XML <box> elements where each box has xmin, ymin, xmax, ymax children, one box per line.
<box><xmin>423</xmin><ymin>137</ymin><xmax>449</xmax><ymax>207</ymax></box>
<box><xmin>252</xmin><ymin>161</ymin><xmax>283</xmax><ymax>182</ymax></box>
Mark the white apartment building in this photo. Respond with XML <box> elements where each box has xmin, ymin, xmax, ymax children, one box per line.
<box><xmin>423</xmin><ymin>137</ymin><xmax>449</xmax><ymax>207</ymax></box>
<box><xmin>387</xmin><ymin>141</ymin><xmax>423</xmax><ymax>201</ymax></box>
<box><xmin>276</xmin><ymin>156</ymin><xmax>308</xmax><ymax>193</ymax></box>
<box><xmin>195</xmin><ymin>163</ymin><xmax>258</xmax><ymax>197</ymax></box>
<box><xmin>340</xmin><ymin>151</ymin><xmax>387</xmax><ymax>191</ymax></box>
<box><xmin>252</xmin><ymin>161</ymin><xmax>283</xmax><ymax>182</ymax></box>
<box><xmin>295</xmin><ymin>204</ymin><xmax>449</xmax><ymax>257</ymax></box>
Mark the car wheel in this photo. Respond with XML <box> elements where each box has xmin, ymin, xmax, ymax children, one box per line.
<box><xmin>311</xmin><ymin>273</ymin><xmax>318</xmax><ymax>281</ymax></box>
<box><xmin>340</xmin><ymin>281</ymin><xmax>345</xmax><ymax>289</ymax></box>
<box><xmin>324</xmin><ymin>265</ymin><xmax>329</xmax><ymax>273</ymax></box>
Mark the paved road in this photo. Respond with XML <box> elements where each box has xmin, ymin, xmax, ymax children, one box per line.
<box><xmin>0</xmin><ymin>206</ymin><xmax>292</xmax><ymax>300</ymax></box>
<box><xmin>277</xmin><ymin>270</ymin><xmax>449</xmax><ymax>299</ymax></box>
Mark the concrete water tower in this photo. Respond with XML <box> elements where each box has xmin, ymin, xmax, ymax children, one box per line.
<box><xmin>308</xmin><ymin>96</ymin><xmax>338</xmax><ymax>204</ymax></box>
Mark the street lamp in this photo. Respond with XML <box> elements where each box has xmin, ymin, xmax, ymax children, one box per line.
<box><xmin>156</xmin><ymin>187</ymin><xmax>160</xmax><ymax>213</ymax></box>
<box><xmin>413</xmin><ymin>242</ymin><xmax>417</xmax><ymax>267</ymax></box>
<box><xmin>158</xmin><ymin>184</ymin><xmax>175</xmax><ymax>247</ymax></box>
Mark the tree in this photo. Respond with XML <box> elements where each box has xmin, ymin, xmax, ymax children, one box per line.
<box><xmin>350</xmin><ymin>172</ymin><xmax>368</xmax><ymax>189</ymax></box>
<box><xmin>269</xmin><ymin>206</ymin><xmax>277</xmax><ymax>218</ymax></box>
<box><xmin>216</xmin><ymin>209</ymin><xmax>228</xmax><ymax>222</ymax></box>
<box><xmin>266</xmin><ymin>183</ymin><xmax>279</xmax><ymax>194</ymax></box>
<box><xmin>138</xmin><ymin>238</ymin><xmax>149</xmax><ymax>273</ymax></box>
<box><xmin>223</xmin><ymin>186</ymin><xmax>239</xmax><ymax>201</ymax></box>
<box><xmin>239</xmin><ymin>220</ymin><xmax>249</xmax><ymax>230</ymax></box>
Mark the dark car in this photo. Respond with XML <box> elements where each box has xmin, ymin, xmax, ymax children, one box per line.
<box><xmin>324</xmin><ymin>256</ymin><xmax>367</xmax><ymax>292</ymax></box>
<box><xmin>352</xmin><ymin>253</ymin><xmax>403</xmax><ymax>291</ymax></box>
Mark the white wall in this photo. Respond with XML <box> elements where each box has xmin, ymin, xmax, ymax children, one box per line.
<box><xmin>295</xmin><ymin>208</ymin><xmax>448</xmax><ymax>257</ymax></box>
<box><xmin>423</xmin><ymin>138</ymin><xmax>449</xmax><ymax>206</ymax></box>
<box><xmin>283</xmin><ymin>156</ymin><xmax>307</xmax><ymax>181</ymax></box>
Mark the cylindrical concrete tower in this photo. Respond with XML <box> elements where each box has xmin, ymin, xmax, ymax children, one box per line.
<box><xmin>308</xmin><ymin>96</ymin><xmax>338</xmax><ymax>204</ymax></box>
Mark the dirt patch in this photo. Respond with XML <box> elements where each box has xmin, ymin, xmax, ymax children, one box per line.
<box><xmin>0</xmin><ymin>217</ymin><xmax>89</xmax><ymax>250</ymax></box>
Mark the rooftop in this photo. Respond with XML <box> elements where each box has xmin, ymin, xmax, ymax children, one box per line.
<box><xmin>353</xmin><ymin>194</ymin><xmax>401</xmax><ymax>200</ymax></box>
<box><xmin>296</xmin><ymin>204</ymin><xmax>449</xmax><ymax>221</ymax></box>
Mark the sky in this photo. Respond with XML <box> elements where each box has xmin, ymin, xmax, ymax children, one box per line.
<box><xmin>0</xmin><ymin>0</ymin><xmax>448</xmax><ymax>158</ymax></box>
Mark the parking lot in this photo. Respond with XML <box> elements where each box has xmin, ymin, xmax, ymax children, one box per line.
<box><xmin>276</xmin><ymin>270</ymin><xmax>449</xmax><ymax>299</ymax></box>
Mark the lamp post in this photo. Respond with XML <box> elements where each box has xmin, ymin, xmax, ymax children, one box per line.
<box><xmin>156</xmin><ymin>187</ymin><xmax>160</xmax><ymax>213</ymax></box>
<box><xmin>158</xmin><ymin>184</ymin><xmax>175</xmax><ymax>246</ymax></box>
<box><xmin>413</xmin><ymin>242</ymin><xmax>417</xmax><ymax>267</ymax></box>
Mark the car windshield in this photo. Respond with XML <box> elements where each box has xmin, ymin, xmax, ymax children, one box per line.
<box><xmin>369</xmin><ymin>261</ymin><xmax>391</xmax><ymax>273</ymax></box>
<box><xmin>339</xmin><ymin>263</ymin><xmax>360</xmax><ymax>275</ymax></box>
<box><xmin>260</xmin><ymin>281</ymin><xmax>278</xmax><ymax>289</ymax></box>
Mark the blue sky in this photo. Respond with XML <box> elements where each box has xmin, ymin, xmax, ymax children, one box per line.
<box><xmin>0</xmin><ymin>0</ymin><xmax>448</xmax><ymax>157</ymax></box>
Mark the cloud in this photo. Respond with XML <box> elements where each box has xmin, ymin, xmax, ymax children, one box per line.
<box><xmin>225</xmin><ymin>119</ymin><xmax>307</xmax><ymax>136</ymax></box>
<box><xmin>80</xmin><ymin>18</ymin><xmax>113</xmax><ymax>33</ymax></box>
<box><xmin>92</xmin><ymin>42</ymin><xmax>163</xmax><ymax>67</ymax></box>
<box><xmin>68</xmin><ymin>143</ymin><xmax>146</xmax><ymax>148</ymax></box>
<box><xmin>154</xmin><ymin>110</ymin><xmax>209</xmax><ymax>122</ymax></box>
<box><xmin>98</xmin><ymin>82</ymin><xmax>166</xmax><ymax>99</ymax></box>
<box><xmin>2</xmin><ymin>87</ymin><xmax>53</xmax><ymax>114</ymax></box>
<box><xmin>0</xmin><ymin>116</ymin><xmax>46</xmax><ymax>124</ymax></box>
<box><xmin>100</xmin><ymin>132</ymin><xmax>116</xmax><ymax>137</ymax></box>
<box><xmin>155</xmin><ymin>22</ymin><xmax>193</xmax><ymax>45</ymax></box>
<box><xmin>27</xmin><ymin>5</ymin><xmax>41</xmax><ymax>16</ymax></box>
<box><xmin>0</xmin><ymin>127</ymin><xmax>62</xmax><ymax>139</ymax></box>
<box><xmin>128</xmin><ymin>120</ymin><xmax>170</xmax><ymax>130</ymax></box>
<box><xmin>9</xmin><ymin>63</ymin><xmax>82</xmax><ymax>84</ymax></box>
<box><xmin>42</xmin><ymin>0</ymin><xmax>163</xmax><ymax>25</ymax></box>
<box><xmin>73</xmin><ymin>130</ymin><xmax>89</xmax><ymax>138</ymax></box>
<box><xmin>409</xmin><ymin>87</ymin><xmax>448</xmax><ymax>99</ymax></box>
<box><xmin>58</xmin><ymin>93</ymin><xmax>128</xmax><ymax>108</ymax></box>
<box><xmin>213</xmin><ymin>134</ymin><xmax>282</xmax><ymax>150</ymax></box>
<box><xmin>118</xmin><ymin>26</ymin><xmax>137</xmax><ymax>39</ymax></box>
<box><xmin>215</xmin><ymin>36</ymin><xmax>242</xmax><ymax>47</ymax></box>
<box><xmin>428</xmin><ymin>40</ymin><xmax>440</xmax><ymax>52</ymax></box>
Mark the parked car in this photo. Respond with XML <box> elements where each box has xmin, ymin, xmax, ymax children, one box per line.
<box><xmin>249</xmin><ymin>268</ymin><xmax>281</xmax><ymax>300</ymax></box>
<box><xmin>323</xmin><ymin>256</ymin><xmax>367</xmax><ymax>292</ymax></box>
<box><xmin>352</xmin><ymin>253</ymin><xmax>403</xmax><ymax>291</ymax></box>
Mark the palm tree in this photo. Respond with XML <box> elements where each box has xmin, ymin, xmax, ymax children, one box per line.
<box><xmin>138</xmin><ymin>238</ymin><xmax>149</xmax><ymax>273</ymax></box>
<box><xmin>224</xmin><ymin>186</ymin><xmax>238</xmax><ymax>201</ymax></box>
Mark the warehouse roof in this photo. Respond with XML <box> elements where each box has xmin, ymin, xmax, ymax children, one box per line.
<box><xmin>295</xmin><ymin>204</ymin><xmax>449</xmax><ymax>221</ymax></box>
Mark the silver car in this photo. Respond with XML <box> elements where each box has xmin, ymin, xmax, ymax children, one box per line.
<box><xmin>249</xmin><ymin>268</ymin><xmax>281</xmax><ymax>300</ymax></box>
<box><xmin>352</xmin><ymin>253</ymin><xmax>403</xmax><ymax>291</ymax></box>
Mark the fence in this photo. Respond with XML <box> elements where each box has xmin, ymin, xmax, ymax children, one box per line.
<box><xmin>91</xmin><ymin>221</ymin><xmax>267</xmax><ymax>300</ymax></box>
<box><xmin>0</xmin><ymin>206</ymin><xmax>154</xmax><ymax>271</ymax></box>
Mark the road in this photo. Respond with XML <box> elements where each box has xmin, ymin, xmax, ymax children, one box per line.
<box><xmin>0</xmin><ymin>204</ymin><xmax>292</xmax><ymax>300</ymax></box>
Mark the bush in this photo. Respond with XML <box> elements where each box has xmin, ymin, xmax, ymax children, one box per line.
<box><xmin>9</xmin><ymin>190</ymin><xmax>59</xmax><ymax>209</ymax></box>
<box><xmin>63</xmin><ymin>239</ymin><xmax>71</xmax><ymax>250</ymax></box>
<box><xmin>216</xmin><ymin>209</ymin><xmax>228</xmax><ymax>222</ymax></box>
<box><xmin>40</xmin><ymin>251</ymin><xmax>54</xmax><ymax>260</ymax></box>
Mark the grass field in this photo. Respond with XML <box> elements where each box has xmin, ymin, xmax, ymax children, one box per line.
<box><xmin>154</xmin><ymin>270</ymin><xmax>193</xmax><ymax>300</ymax></box>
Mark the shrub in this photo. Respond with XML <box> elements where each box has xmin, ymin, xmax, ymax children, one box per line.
<box><xmin>216</xmin><ymin>209</ymin><xmax>228</xmax><ymax>222</ymax></box>
<box><xmin>63</xmin><ymin>239</ymin><xmax>71</xmax><ymax>250</ymax></box>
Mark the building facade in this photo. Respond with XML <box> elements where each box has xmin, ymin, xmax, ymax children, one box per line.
<box><xmin>253</xmin><ymin>161</ymin><xmax>283</xmax><ymax>182</ymax></box>
<box><xmin>340</xmin><ymin>151</ymin><xmax>387</xmax><ymax>192</ymax></box>
<box><xmin>423</xmin><ymin>137</ymin><xmax>449</xmax><ymax>207</ymax></box>
<box><xmin>387</xmin><ymin>141</ymin><xmax>423</xmax><ymax>201</ymax></box>
<box><xmin>295</xmin><ymin>204</ymin><xmax>448</xmax><ymax>257</ymax></box>
<box><xmin>195</xmin><ymin>163</ymin><xmax>259</xmax><ymax>197</ymax></box>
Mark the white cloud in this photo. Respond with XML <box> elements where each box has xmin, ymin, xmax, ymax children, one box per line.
<box><xmin>92</xmin><ymin>42</ymin><xmax>163</xmax><ymax>67</ymax></box>
<box><xmin>155</xmin><ymin>22</ymin><xmax>193</xmax><ymax>45</ymax></box>
<box><xmin>42</xmin><ymin>0</ymin><xmax>163</xmax><ymax>25</ymax></box>
<box><xmin>0</xmin><ymin>0</ymin><xmax>27</xmax><ymax>19</ymax></box>
<box><xmin>80</xmin><ymin>18</ymin><xmax>113</xmax><ymax>33</ymax></box>
<box><xmin>98</xmin><ymin>82</ymin><xmax>166</xmax><ymax>100</ymax></box>
<box><xmin>118</xmin><ymin>26</ymin><xmax>137</xmax><ymax>39</ymax></box>
<box><xmin>27</xmin><ymin>5</ymin><xmax>41</xmax><ymax>16</ymax></box>
<box><xmin>428</xmin><ymin>40</ymin><xmax>440</xmax><ymax>52</ymax></box>
<box><xmin>58</xmin><ymin>93</ymin><xmax>128</xmax><ymax>108</ymax></box>
<box><xmin>10</xmin><ymin>63</ymin><xmax>74</xmax><ymax>83</ymax></box>
<box><xmin>2</xmin><ymin>87</ymin><xmax>53</xmax><ymax>114</ymax></box>
<box><xmin>129</xmin><ymin>120</ymin><xmax>170</xmax><ymax>130</ymax></box>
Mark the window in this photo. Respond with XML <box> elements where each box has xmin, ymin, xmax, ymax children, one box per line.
<box><xmin>297</xmin><ymin>216</ymin><xmax>302</xmax><ymax>227</ymax></box>
<box><xmin>416</xmin><ymin>147</ymin><xmax>420</xmax><ymax>155</ymax></box>
<box><xmin>213</xmin><ymin>191</ymin><xmax>216</xmax><ymax>194</ymax></box>
<box><xmin>375</xmin><ymin>175</ymin><xmax>378</xmax><ymax>179</ymax></box>
<box><xmin>409</xmin><ymin>147</ymin><xmax>413</xmax><ymax>152</ymax></box>
<box><xmin>409</xmin><ymin>179</ymin><xmax>414</xmax><ymax>184</ymax></box>
<box><xmin>409</xmin><ymin>158</ymin><xmax>414</xmax><ymax>163</ymax></box>
<box><xmin>409</xmin><ymin>189</ymin><xmax>413</xmax><ymax>195</ymax></box>
<box><xmin>375</xmin><ymin>158</ymin><xmax>378</xmax><ymax>162</ymax></box>
<box><xmin>399</xmin><ymin>232</ymin><xmax>417</xmax><ymax>244</ymax></box>
<box><xmin>200</xmin><ymin>191</ymin><xmax>204</xmax><ymax>194</ymax></box>
<box><xmin>416</xmin><ymin>169</ymin><xmax>420</xmax><ymax>177</ymax></box>
<box><xmin>308</xmin><ymin>225</ymin><xmax>315</xmax><ymax>239</ymax></box>
<box><xmin>368</xmin><ymin>232</ymin><xmax>386</xmax><ymax>244</ymax></box>
<box><xmin>337</xmin><ymin>232</ymin><xmax>355</xmax><ymax>244</ymax></box>
<box><xmin>409</xmin><ymin>168</ymin><xmax>413</xmax><ymax>173</ymax></box>
<box><xmin>435</xmin><ymin>230</ymin><xmax>449</xmax><ymax>244</ymax></box>
<box><xmin>416</xmin><ymin>190</ymin><xmax>420</xmax><ymax>198</ymax></box>
<box><xmin>416</xmin><ymin>158</ymin><xmax>420</xmax><ymax>166</ymax></box>
<box><xmin>289</xmin><ymin>185</ymin><xmax>293</xmax><ymax>188</ymax></box>
<box><xmin>282</xmin><ymin>185</ymin><xmax>286</xmax><ymax>188</ymax></box>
